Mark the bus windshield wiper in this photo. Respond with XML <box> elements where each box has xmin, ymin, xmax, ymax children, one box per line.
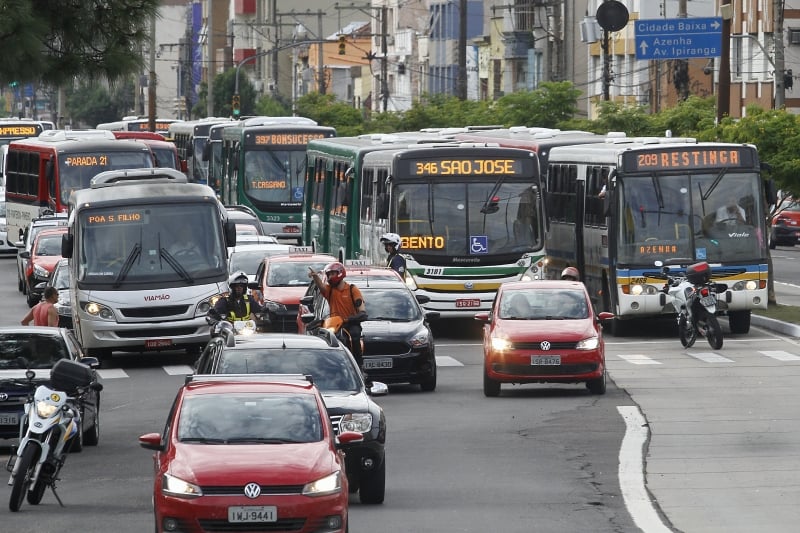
<box><xmin>113</xmin><ymin>243</ymin><xmax>141</xmax><ymax>288</ymax></box>
<box><xmin>159</xmin><ymin>247</ymin><xmax>195</xmax><ymax>284</ymax></box>
<box><xmin>481</xmin><ymin>177</ymin><xmax>505</xmax><ymax>214</ymax></box>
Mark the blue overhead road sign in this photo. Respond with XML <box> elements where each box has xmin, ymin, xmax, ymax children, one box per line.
<box><xmin>634</xmin><ymin>17</ymin><xmax>722</xmax><ymax>60</ymax></box>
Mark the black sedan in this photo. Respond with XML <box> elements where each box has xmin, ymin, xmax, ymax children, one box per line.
<box><xmin>300</xmin><ymin>277</ymin><xmax>440</xmax><ymax>391</ymax></box>
<box><xmin>0</xmin><ymin>327</ymin><xmax>101</xmax><ymax>450</ymax></box>
<box><xmin>193</xmin><ymin>331</ymin><xmax>389</xmax><ymax>504</ymax></box>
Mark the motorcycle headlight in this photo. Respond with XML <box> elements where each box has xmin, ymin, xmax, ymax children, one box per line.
<box><xmin>82</xmin><ymin>301</ymin><xmax>114</xmax><ymax>320</ymax></box>
<box><xmin>339</xmin><ymin>413</ymin><xmax>372</xmax><ymax>433</ymax></box>
<box><xmin>409</xmin><ymin>328</ymin><xmax>430</xmax><ymax>347</ymax></box>
<box><xmin>575</xmin><ymin>337</ymin><xmax>600</xmax><ymax>350</ymax></box>
<box><xmin>36</xmin><ymin>400</ymin><xmax>59</xmax><ymax>418</ymax></box>
<box><xmin>162</xmin><ymin>473</ymin><xmax>203</xmax><ymax>498</ymax></box>
<box><xmin>302</xmin><ymin>471</ymin><xmax>342</xmax><ymax>497</ymax></box>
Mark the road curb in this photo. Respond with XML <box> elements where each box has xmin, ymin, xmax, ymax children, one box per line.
<box><xmin>751</xmin><ymin>314</ymin><xmax>800</xmax><ymax>337</ymax></box>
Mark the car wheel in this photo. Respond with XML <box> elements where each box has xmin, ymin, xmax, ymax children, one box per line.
<box><xmin>83</xmin><ymin>405</ymin><xmax>100</xmax><ymax>446</ymax></box>
<box><xmin>483</xmin><ymin>368</ymin><xmax>500</xmax><ymax>397</ymax></box>
<box><xmin>358</xmin><ymin>459</ymin><xmax>385</xmax><ymax>505</ymax></box>
<box><xmin>18</xmin><ymin>276</ymin><xmax>24</xmax><ymax>293</ymax></box>
<box><xmin>69</xmin><ymin>420</ymin><xmax>83</xmax><ymax>453</ymax></box>
<box><xmin>769</xmin><ymin>229</ymin><xmax>777</xmax><ymax>249</ymax></box>
<box><xmin>419</xmin><ymin>358</ymin><xmax>437</xmax><ymax>392</ymax></box>
<box><xmin>586</xmin><ymin>370</ymin><xmax>607</xmax><ymax>395</ymax></box>
<box><xmin>26</xmin><ymin>289</ymin><xmax>39</xmax><ymax>308</ymax></box>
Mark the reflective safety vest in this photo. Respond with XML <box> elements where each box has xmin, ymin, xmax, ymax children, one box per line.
<box><xmin>227</xmin><ymin>295</ymin><xmax>252</xmax><ymax>320</ymax></box>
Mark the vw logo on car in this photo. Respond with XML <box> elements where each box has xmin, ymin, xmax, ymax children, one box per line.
<box><xmin>243</xmin><ymin>482</ymin><xmax>261</xmax><ymax>499</ymax></box>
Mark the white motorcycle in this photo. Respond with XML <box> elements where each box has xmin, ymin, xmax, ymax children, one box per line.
<box><xmin>659</xmin><ymin>261</ymin><xmax>728</xmax><ymax>350</ymax></box>
<box><xmin>6</xmin><ymin>359</ymin><xmax>103</xmax><ymax>512</ymax></box>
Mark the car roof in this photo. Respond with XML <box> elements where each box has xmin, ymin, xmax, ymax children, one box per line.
<box><xmin>34</xmin><ymin>227</ymin><xmax>67</xmax><ymax>238</ymax></box>
<box><xmin>224</xmin><ymin>332</ymin><xmax>343</xmax><ymax>350</ymax></box>
<box><xmin>500</xmin><ymin>280</ymin><xmax>588</xmax><ymax>291</ymax></box>
<box><xmin>265</xmin><ymin>253</ymin><xmax>336</xmax><ymax>264</ymax></box>
<box><xmin>350</xmin><ymin>278</ymin><xmax>410</xmax><ymax>290</ymax></box>
<box><xmin>0</xmin><ymin>326</ymin><xmax>66</xmax><ymax>336</ymax></box>
<box><xmin>230</xmin><ymin>243</ymin><xmax>291</xmax><ymax>253</ymax></box>
<box><xmin>183</xmin><ymin>375</ymin><xmax>318</xmax><ymax>396</ymax></box>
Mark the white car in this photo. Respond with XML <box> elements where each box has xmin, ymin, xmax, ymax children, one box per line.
<box><xmin>227</xmin><ymin>242</ymin><xmax>292</xmax><ymax>283</ymax></box>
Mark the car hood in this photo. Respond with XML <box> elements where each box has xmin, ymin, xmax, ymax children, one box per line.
<box><xmin>361</xmin><ymin>319</ymin><xmax>421</xmax><ymax>338</ymax></box>
<box><xmin>170</xmin><ymin>441</ymin><xmax>336</xmax><ymax>485</ymax></box>
<box><xmin>494</xmin><ymin>318</ymin><xmax>599</xmax><ymax>341</ymax></box>
<box><xmin>32</xmin><ymin>256</ymin><xmax>62</xmax><ymax>271</ymax></box>
<box><xmin>321</xmin><ymin>391</ymin><xmax>372</xmax><ymax>414</ymax></box>
<box><xmin>263</xmin><ymin>286</ymin><xmax>306</xmax><ymax>305</ymax></box>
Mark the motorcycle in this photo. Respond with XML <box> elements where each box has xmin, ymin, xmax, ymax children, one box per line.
<box><xmin>6</xmin><ymin>359</ymin><xmax>103</xmax><ymax>512</ymax></box>
<box><xmin>206</xmin><ymin>315</ymin><xmax>258</xmax><ymax>346</ymax></box>
<box><xmin>660</xmin><ymin>261</ymin><xmax>728</xmax><ymax>350</ymax></box>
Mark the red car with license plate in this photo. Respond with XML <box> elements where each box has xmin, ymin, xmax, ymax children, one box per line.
<box><xmin>475</xmin><ymin>280</ymin><xmax>613</xmax><ymax>397</ymax></box>
<box><xmin>139</xmin><ymin>374</ymin><xmax>362</xmax><ymax>533</ymax></box>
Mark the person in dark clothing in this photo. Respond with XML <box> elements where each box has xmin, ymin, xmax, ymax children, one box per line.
<box><xmin>380</xmin><ymin>232</ymin><xmax>406</xmax><ymax>277</ymax></box>
<box><xmin>208</xmin><ymin>270</ymin><xmax>266</xmax><ymax>323</ymax></box>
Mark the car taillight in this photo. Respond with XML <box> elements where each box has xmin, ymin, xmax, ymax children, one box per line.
<box><xmin>700</xmin><ymin>287</ymin><xmax>710</xmax><ymax>297</ymax></box>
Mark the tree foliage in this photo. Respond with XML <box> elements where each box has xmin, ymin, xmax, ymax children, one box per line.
<box><xmin>211</xmin><ymin>69</ymin><xmax>256</xmax><ymax>118</ymax></box>
<box><xmin>493</xmin><ymin>81</ymin><xmax>581</xmax><ymax>128</ymax></box>
<box><xmin>66</xmin><ymin>81</ymin><xmax>135</xmax><ymax>128</ymax></box>
<box><xmin>0</xmin><ymin>0</ymin><xmax>160</xmax><ymax>85</ymax></box>
<box><xmin>295</xmin><ymin>93</ymin><xmax>363</xmax><ymax>136</ymax></box>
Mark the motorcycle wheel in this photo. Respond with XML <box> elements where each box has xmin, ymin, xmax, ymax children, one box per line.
<box><xmin>678</xmin><ymin>314</ymin><xmax>696</xmax><ymax>348</ymax></box>
<box><xmin>9</xmin><ymin>445</ymin><xmax>38</xmax><ymax>512</ymax></box>
<box><xmin>705</xmin><ymin>314</ymin><xmax>724</xmax><ymax>350</ymax></box>
<box><xmin>27</xmin><ymin>463</ymin><xmax>52</xmax><ymax>505</ymax></box>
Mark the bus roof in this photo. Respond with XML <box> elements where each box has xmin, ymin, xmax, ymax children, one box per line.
<box><xmin>9</xmin><ymin>135</ymin><xmax>153</xmax><ymax>153</ymax></box>
<box><xmin>69</xmin><ymin>178</ymin><xmax>218</xmax><ymax>207</ymax></box>
<box><xmin>547</xmin><ymin>136</ymin><xmax>702</xmax><ymax>162</ymax></box>
<box><xmin>168</xmin><ymin>118</ymin><xmax>234</xmax><ymax>137</ymax></box>
<box><xmin>239</xmin><ymin>116</ymin><xmax>318</xmax><ymax>127</ymax></box>
<box><xmin>112</xmin><ymin>131</ymin><xmax>167</xmax><ymax>141</ymax></box>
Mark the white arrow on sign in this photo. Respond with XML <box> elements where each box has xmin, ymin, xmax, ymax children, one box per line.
<box><xmin>639</xmin><ymin>40</ymin><xmax>648</xmax><ymax>55</ymax></box>
<box><xmin>711</xmin><ymin>20</ymin><xmax>720</xmax><ymax>30</ymax></box>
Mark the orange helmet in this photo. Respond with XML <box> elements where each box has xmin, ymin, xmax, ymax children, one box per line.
<box><xmin>561</xmin><ymin>266</ymin><xmax>580</xmax><ymax>281</ymax></box>
<box><xmin>323</xmin><ymin>262</ymin><xmax>346</xmax><ymax>284</ymax></box>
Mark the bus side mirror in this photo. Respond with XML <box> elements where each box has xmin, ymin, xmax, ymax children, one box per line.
<box><xmin>224</xmin><ymin>220</ymin><xmax>237</xmax><ymax>248</ymax></box>
<box><xmin>61</xmin><ymin>233</ymin><xmax>73</xmax><ymax>259</ymax></box>
<box><xmin>764</xmin><ymin>178</ymin><xmax>777</xmax><ymax>207</ymax></box>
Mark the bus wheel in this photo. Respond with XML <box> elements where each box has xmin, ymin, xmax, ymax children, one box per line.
<box><xmin>610</xmin><ymin>318</ymin><xmax>628</xmax><ymax>337</ymax></box>
<box><xmin>88</xmin><ymin>348</ymin><xmax>112</xmax><ymax>361</ymax></box>
<box><xmin>728</xmin><ymin>310</ymin><xmax>751</xmax><ymax>334</ymax></box>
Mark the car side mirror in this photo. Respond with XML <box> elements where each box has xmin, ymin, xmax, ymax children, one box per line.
<box><xmin>474</xmin><ymin>311</ymin><xmax>490</xmax><ymax>323</ymax></box>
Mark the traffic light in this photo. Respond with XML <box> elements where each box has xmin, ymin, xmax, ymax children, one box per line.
<box><xmin>232</xmin><ymin>94</ymin><xmax>241</xmax><ymax>118</ymax></box>
<box><xmin>338</xmin><ymin>35</ymin><xmax>346</xmax><ymax>55</ymax></box>
<box><xmin>785</xmin><ymin>69</ymin><xmax>794</xmax><ymax>90</ymax></box>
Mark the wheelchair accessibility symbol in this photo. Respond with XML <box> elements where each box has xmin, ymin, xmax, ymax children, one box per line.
<box><xmin>292</xmin><ymin>187</ymin><xmax>304</xmax><ymax>201</ymax></box>
<box><xmin>470</xmin><ymin>236</ymin><xmax>488</xmax><ymax>255</ymax></box>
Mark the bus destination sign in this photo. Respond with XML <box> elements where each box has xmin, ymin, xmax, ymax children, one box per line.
<box><xmin>0</xmin><ymin>124</ymin><xmax>42</xmax><ymax>137</ymax></box>
<box><xmin>406</xmin><ymin>157</ymin><xmax>528</xmax><ymax>177</ymax></box>
<box><xmin>247</xmin><ymin>132</ymin><xmax>330</xmax><ymax>146</ymax></box>
<box><xmin>623</xmin><ymin>146</ymin><xmax>754</xmax><ymax>172</ymax></box>
<box><xmin>85</xmin><ymin>210</ymin><xmax>145</xmax><ymax>225</ymax></box>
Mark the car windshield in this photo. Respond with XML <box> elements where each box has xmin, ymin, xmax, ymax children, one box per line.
<box><xmin>229</xmin><ymin>249</ymin><xmax>288</xmax><ymax>276</ymax></box>
<box><xmin>267</xmin><ymin>261</ymin><xmax>328</xmax><ymax>287</ymax></box>
<box><xmin>0</xmin><ymin>333</ymin><xmax>69</xmax><ymax>369</ymax></box>
<box><xmin>498</xmin><ymin>289</ymin><xmax>589</xmax><ymax>320</ymax></box>
<box><xmin>361</xmin><ymin>288</ymin><xmax>421</xmax><ymax>321</ymax></box>
<box><xmin>217</xmin><ymin>348</ymin><xmax>360</xmax><ymax>392</ymax></box>
<box><xmin>51</xmin><ymin>264</ymin><xmax>70</xmax><ymax>290</ymax></box>
<box><xmin>34</xmin><ymin>233</ymin><xmax>63</xmax><ymax>256</ymax></box>
<box><xmin>177</xmin><ymin>393</ymin><xmax>322</xmax><ymax>443</ymax></box>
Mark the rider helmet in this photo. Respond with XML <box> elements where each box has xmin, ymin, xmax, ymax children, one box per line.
<box><xmin>380</xmin><ymin>232</ymin><xmax>402</xmax><ymax>250</ymax></box>
<box><xmin>228</xmin><ymin>270</ymin><xmax>249</xmax><ymax>291</ymax></box>
<box><xmin>323</xmin><ymin>262</ymin><xmax>347</xmax><ymax>285</ymax></box>
<box><xmin>561</xmin><ymin>266</ymin><xmax>580</xmax><ymax>281</ymax></box>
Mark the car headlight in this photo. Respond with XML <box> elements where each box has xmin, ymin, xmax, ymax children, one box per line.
<box><xmin>55</xmin><ymin>302</ymin><xmax>71</xmax><ymax>316</ymax></box>
<box><xmin>575</xmin><ymin>337</ymin><xmax>600</xmax><ymax>350</ymax></box>
<box><xmin>265</xmin><ymin>300</ymin><xmax>288</xmax><ymax>313</ymax></box>
<box><xmin>162</xmin><ymin>473</ymin><xmax>203</xmax><ymax>498</ymax></box>
<box><xmin>339</xmin><ymin>412</ymin><xmax>372</xmax><ymax>433</ymax></box>
<box><xmin>36</xmin><ymin>400</ymin><xmax>59</xmax><ymax>418</ymax></box>
<box><xmin>409</xmin><ymin>328</ymin><xmax>430</xmax><ymax>347</ymax></box>
<box><xmin>490</xmin><ymin>337</ymin><xmax>513</xmax><ymax>352</ymax></box>
<box><xmin>302</xmin><ymin>471</ymin><xmax>342</xmax><ymax>497</ymax></box>
<box><xmin>33</xmin><ymin>264</ymin><xmax>50</xmax><ymax>279</ymax></box>
<box><xmin>81</xmin><ymin>301</ymin><xmax>114</xmax><ymax>320</ymax></box>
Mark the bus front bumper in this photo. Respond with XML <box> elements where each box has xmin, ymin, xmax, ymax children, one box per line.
<box><xmin>75</xmin><ymin>315</ymin><xmax>211</xmax><ymax>351</ymax></box>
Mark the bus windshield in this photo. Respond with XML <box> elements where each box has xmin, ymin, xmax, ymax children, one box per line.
<box><xmin>243</xmin><ymin>149</ymin><xmax>306</xmax><ymax>206</ymax></box>
<box><xmin>394</xmin><ymin>180</ymin><xmax>542</xmax><ymax>256</ymax></box>
<box><xmin>618</xmin><ymin>172</ymin><xmax>765</xmax><ymax>264</ymax></box>
<box><xmin>59</xmin><ymin>151</ymin><xmax>154</xmax><ymax>204</ymax></box>
<box><xmin>192</xmin><ymin>137</ymin><xmax>209</xmax><ymax>181</ymax></box>
<box><xmin>77</xmin><ymin>203</ymin><xmax>226</xmax><ymax>287</ymax></box>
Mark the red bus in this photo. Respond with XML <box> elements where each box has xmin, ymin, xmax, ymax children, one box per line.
<box><xmin>112</xmin><ymin>131</ymin><xmax>186</xmax><ymax>172</ymax></box>
<box><xmin>4</xmin><ymin>129</ymin><xmax>154</xmax><ymax>240</ymax></box>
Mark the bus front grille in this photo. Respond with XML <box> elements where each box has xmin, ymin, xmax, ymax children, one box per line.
<box><xmin>120</xmin><ymin>306</ymin><xmax>191</xmax><ymax>318</ymax></box>
<box><xmin>115</xmin><ymin>327</ymin><xmax>198</xmax><ymax>338</ymax></box>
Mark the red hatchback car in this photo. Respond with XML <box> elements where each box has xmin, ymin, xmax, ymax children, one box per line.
<box><xmin>139</xmin><ymin>375</ymin><xmax>363</xmax><ymax>533</ymax></box>
<box><xmin>22</xmin><ymin>226</ymin><xmax>67</xmax><ymax>307</ymax></box>
<box><xmin>475</xmin><ymin>280</ymin><xmax>613</xmax><ymax>397</ymax></box>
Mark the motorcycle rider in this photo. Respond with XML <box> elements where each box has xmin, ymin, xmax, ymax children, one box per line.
<box><xmin>208</xmin><ymin>270</ymin><xmax>266</xmax><ymax>324</ymax></box>
<box><xmin>380</xmin><ymin>232</ymin><xmax>406</xmax><ymax>276</ymax></box>
<box><xmin>308</xmin><ymin>262</ymin><xmax>367</xmax><ymax>366</ymax></box>
<box><xmin>561</xmin><ymin>266</ymin><xmax>580</xmax><ymax>281</ymax></box>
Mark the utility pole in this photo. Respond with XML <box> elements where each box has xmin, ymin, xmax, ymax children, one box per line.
<box><xmin>148</xmin><ymin>13</ymin><xmax>157</xmax><ymax>130</ymax></box>
<box><xmin>271</xmin><ymin>0</ymin><xmax>278</xmax><ymax>93</ymax></box>
<box><xmin>206</xmin><ymin>0</ymin><xmax>214</xmax><ymax>117</ymax></box>
<box><xmin>318</xmin><ymin>11</ymin><xmax>326</xmax><ymax>95</ymax></box>
<box><xmin>381</xmin><ymin>5</ymin><xmax>388</xmax><ymax>110</ymax></box>
<box><xmin>774</xmin><ymin>1</ymin><xmax>786</xmax><ymax>109</ymax></box>
<box><xmin>673</xmin><ymin>0</ymin><xmax>689</xmax><ymax>100</ymax></box>
<box><xmin>717</xmin><ymin>0</ymin><xmax>731</xmax><ymax>123</ymax></box>
<box><xmin>456</xmin><ymin>0</ymin><xmax>467</xmax><ymax>99</ymax></box>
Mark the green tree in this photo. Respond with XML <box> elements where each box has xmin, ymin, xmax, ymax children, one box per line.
<box><xmin>494</xmin><ymin>82</ymin><xmax>581</xmax><ymax>128</ymax></box>
<box><xmin>65</xmin><ymin>81</ymin><xmax>134</xmax><ymax>128</ymax></box>
<box><xmin>296</xmin><ymin>93</ymin><xmax>364</xmax><ymax>136</ymax></box>
<box><xmin>213</xmin><ymin>69</ymin><xmax>256</xmax><ymax>118</ymax></box>
<box><xmin>0</xmin><ymin>0</ymin><xmax>159</xmax><ymax>85</ymax></box>
<box><xmin>255</xmin><ymin>94</ymin><xmax>291</xmax><ymax>117</ymax></box>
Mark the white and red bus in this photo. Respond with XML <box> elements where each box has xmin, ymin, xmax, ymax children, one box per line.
<box><xmin>111</xmin><ymin>131</ymin><xmax>186</xmax><ymax>172</ymax></box>
<box><xmin>4</xmin><ymin>129</ymin><xmax>154</xmax><ymax>241</ymax></box>
<box><xmin>96</xmin><ymin>116</ymin><xmax>182</xmax><ymax>134</ymax></box>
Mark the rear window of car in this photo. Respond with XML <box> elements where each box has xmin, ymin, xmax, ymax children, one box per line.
<box><xmin>218</xmin><ymin>348</ymin><xmax>359</xmax><ymax>392</ymax></box>
<box><xmin>0</xmin><ymin>334</ymin><xmax>69</xmax><ymax>369</ymax></box>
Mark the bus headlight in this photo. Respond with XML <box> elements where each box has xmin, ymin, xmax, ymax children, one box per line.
<box><xmin>82</xmin><ymin>301</ymin><xmax>114</xmax><ymax>320</ymax></box>
<box><xmin>731</xmin><ymin>280</ymin><xmax>758</xmax><ymax>291</ymax></box>
<box><xmin>630</xmin><ymin>284</ymin><xmax>660</xmax><ymax>296</ymax></box>
<box><xmin>196</xmin><ymin>294</ymin><xmax>223</xmax><ymax>316</ymax></box>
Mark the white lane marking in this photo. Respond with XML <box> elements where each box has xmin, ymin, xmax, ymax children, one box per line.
<box><xmin>436</xmin><ymin>355</ymin><xmax>464</xmax><ymax>367</ymax></box>
<box><xmin>96</xmin><ymin>369</ymin><xmax>128</xmax><ymax>379</ymax></box>
<box><xmin>163</xmin><ymin>365</ymin><xmax>195</xmax><ymax>375</ymax></box>
<box><xmin>617</xmin><ymin>354</ymin><xmax>662</xmax><ymax>365</ymax></box>
<box><xmin>687</xmin><ymin>352</ymin><xmax>734</xmax><ymax>363</ymax></box>
<box><xmin>617</xmin><ymin>406</ymin><xmax>673</xmax><ymax>533</ymax></box>
<box><xmin>760</xmin><ymin>350</ymin><xmax>800</xmax><ymax>362</ymax></box>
